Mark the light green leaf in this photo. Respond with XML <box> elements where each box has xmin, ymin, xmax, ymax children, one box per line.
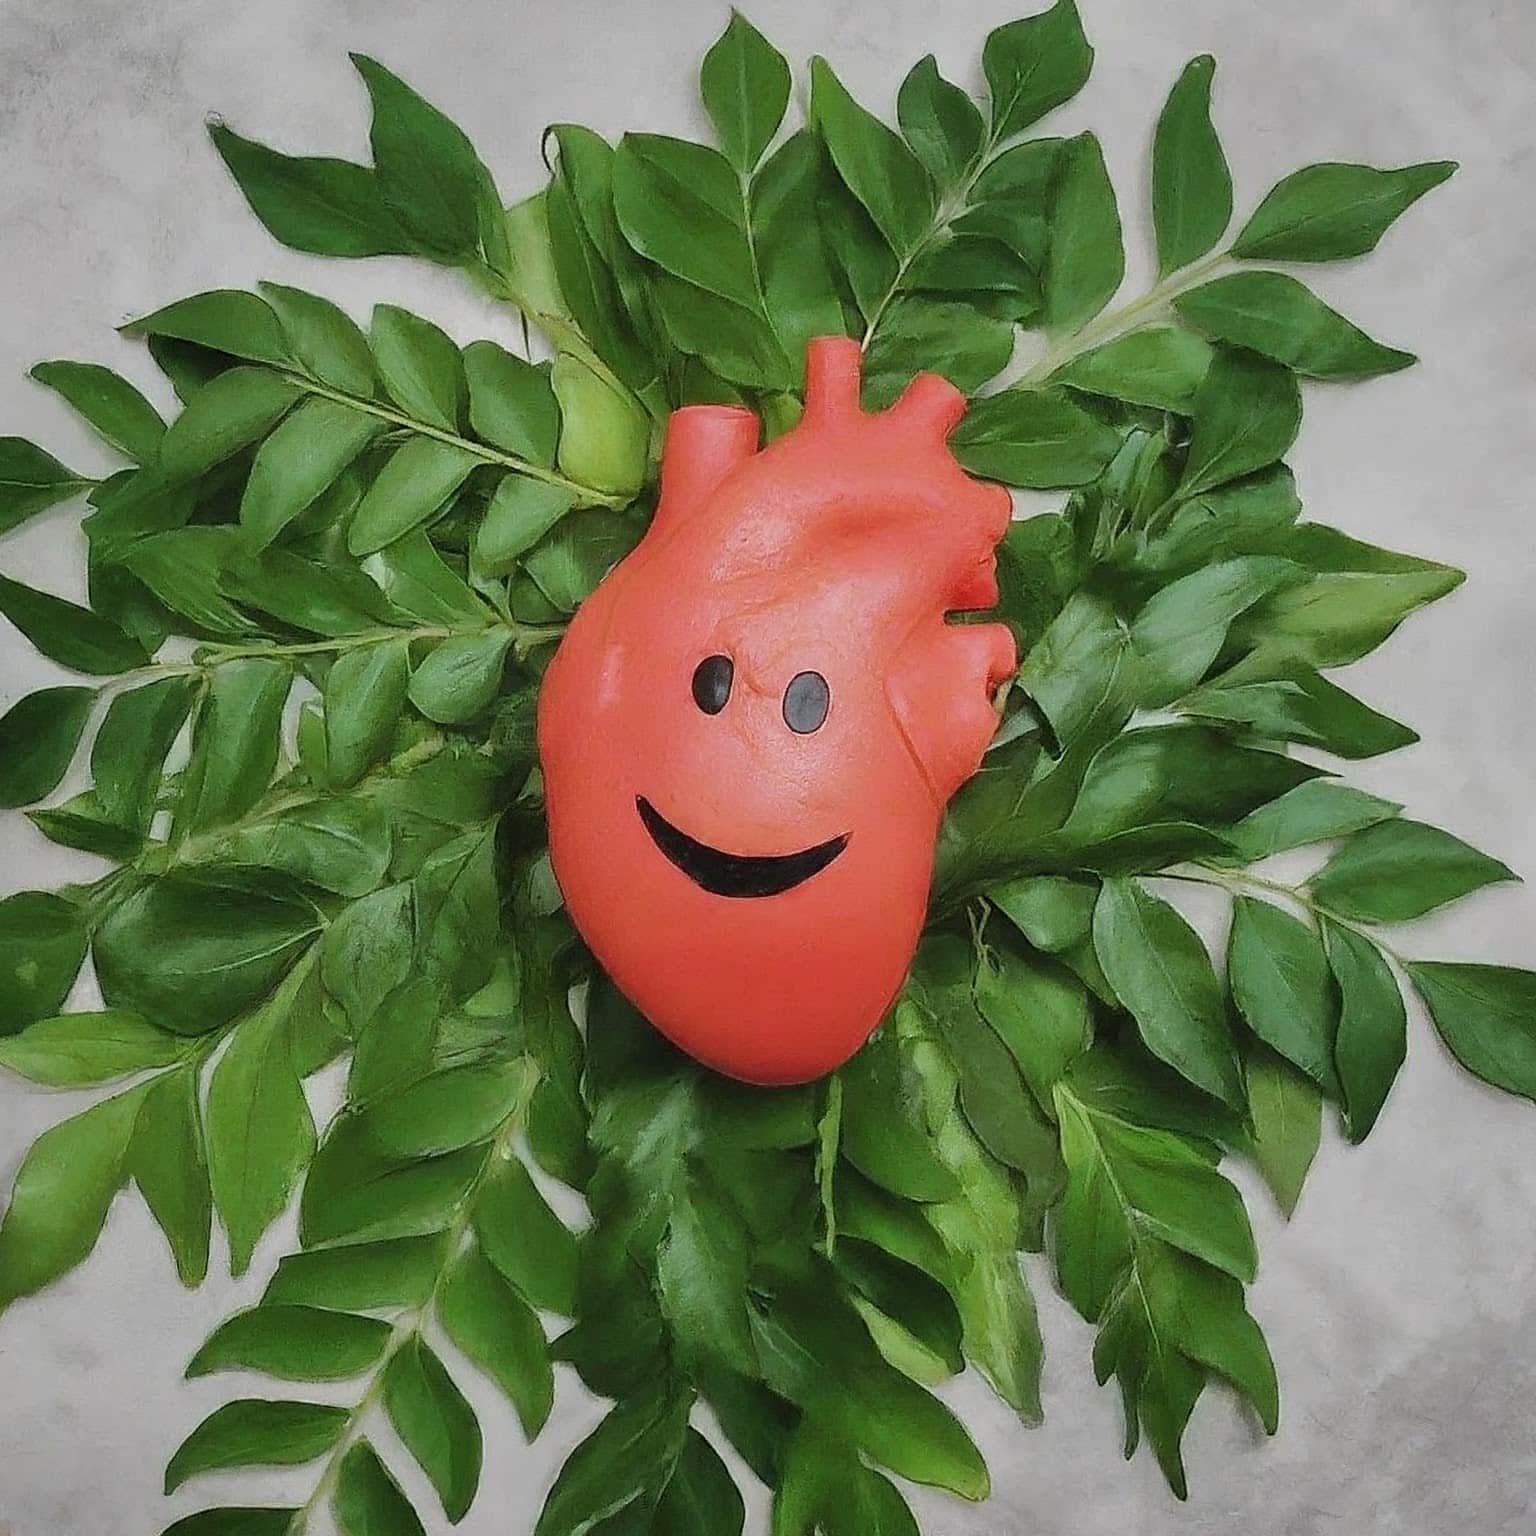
<box><xmin>951</xmin><ymin>386</ymin><xmax>1121</xmax><ymax>488</ymax></box>
<box><xmin>164</xmin><ymin>1399</ymin><xmax>349</xmax><ymax>1493</ymax></box>
<box><xmin>1092</xmin><ymin>879</ymin><xmax>1244</xmax><ymax>1108</ymax></box>
<box><xmin>473</xmin><ymin>1154</ymin><xmax>579</xmax><ymax>1315</ymax></box>
<box><xmin>1175</xmin><ymin>348</ymin><xmax>1301</xmax><ymax>499</ymax></box>
<box><xmin>1174</xmin><ymin>271</ymin><xmax>1414</xmax><ymax>379</ymax></box>
<box><xmin>0</xmin><ymin>1009</ymin><xmax>185</xmax><ymax>1086</ymax></box>
<box><xmin>383</xmin><ymin>1336</ymin><xmax>482</xmax><ymax>1522</ymax></box>
<box><xmin>346</xmin><ymin>437</ymin><xmax>479</xmax><ymax>556</ymax></box>
<box><xmin>1042</xmin><ymin>132</ymin><xmax>1123</xmax><ymax>333</ymax></box>
<box><xmin>463</xmin><ymin>340</ymin><xmax>559</xmax><ymax>465</ymax></box>
<box><xmin>810</xmin><ymin>56</ymin><xmax>934</xmax><ymax>257</ymax></box>
<box><xmin>1018</xmin><ymin>592</ymin><xmax>1127</xmax><ymax>743</ymax></box>
<box><xmin>975</xmin><ymin>942</ymin><xmax>1091</xmax><ymax>1112</ymax></box>
<box><xmin>1151</xmin><ymin>56</ymin><xmax>1232</xmax><ymax>275</ymax></box>
<box><xmin>131</xmin><ymin>1062</ymin><xmax>212</xmax><ymax>1286</ymax></box>
<box><xmin>701</xmin><ymin>11</ymin><xmax>791</xmax><ymax>173</ymax></box>
<box><xmin>0</xmin><ymin>572</ymin><xmax>147</xmax><ymax>674</ymax></box>
<box><xmin>0</xmin><ymin>891</ymin><xmax>88</xmax><ymax>1034</ymax></box>
<box><xmin>1408</xmin><ymin>962</ymin><xmax>1536</xmax><ymax>1103</ymax></box>
<box><xmin>122</xmin><ymin>526</ymin><xmax>250</xmax><ymax>636</ymax></box>
<box><xmin>1310</xmin><ymin>819</ymin><xmax>1517</xmax><ymax>923</ymax></box>
<box><xmin>862</xmin><ymin>298</ymin><xmax>1013</xmax><ymax>406</ymax></box>
<box><xmin>982</xmin><ymin>0</ymin><xmax>1094</xmax><ymax>139</ymax></box>
<box><xmin>370</xmin><ymin>304</ymin><xmax>465</xmax><ymax>430</ymax></box>
<box><xmin>1233</xmin><ymin>159</ymin><xmax>1456</xmax><ymax>261</ymax></box>
<box><xmin>1324</xmin><ymin>921</ymin><xmax>1406</xmax><ymax>1142</ymax></box>
<box><xmin>1244</xmin><ymin>1048</ymin><xmax>1322</xmax><ymax>1217</ymax></box>
<box><xmin>0</xmin><ymin>686</ymin><xmax>94</xmax><ymax>808</ymax></box>
<box><xmin>551</xmin><ymin>354</ymin><xmax>647</xmax><ymax>497</ymax></box>
<box><xmin>474</xmin><ymin>477</ymin><xmax>577</xmax><ymax>576</ymax></box>
<box><xmin>264</xmin><ymin>1235</ymin><xmax>444</xmax><ymax>1312</ymax></box>
<box><xmin>439</xmin><ymin>1245</ymin><xmax>553</xmax><ymax>1436</ymax></box>
<box><xmin>1055</xmin><ymin>325</ymin><xmax>1213</xmax><ymax>413</ymax></box>
<box><xmin>258</xmin><ymin>283</ymin><xmax>377</xmax><ymax>396</ymax></box>
<box><xmin>31</xmin><ymin>360</ymin><xmax>166</xmax><ymax>462</ymax></box>
<box><xmin>0</xmin><ymin>1081</ymin><xmax>147</xmax><ymax>1306</ymax></box>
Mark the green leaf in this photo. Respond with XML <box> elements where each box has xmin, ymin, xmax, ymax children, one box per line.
<box><xmin>95</xmin><ymin>876</ymin><xmax>320</xmax><ymax>1035</ymax></box>
<box><xmin>31</xmin><ymin>360</ymin><xmax>166</xmax><ymax>461</ymax></box>
<box><xmin>1016</xmin><ymin>592</ymin><xmax>1126</xmax><ymax>744</ymax></box>
<box><xmin>1244</xmin><ymin>1048</ymin><xmax>1322</xmax><ymax>1217</ymax></box>
<box><xmin>810</xmin><ymin>57</ymin><xmax>934</xmax><ymax>257</ymax></box>
<box><xmin>613</xmin><ymin>134</ymin><xmax>763</xmax><ymax>308</ymax></box>
<box><xmin>862</xmin><ymin>298</ymin><xmax>1013</xmax><ymax>406</ymax></box>
<box><xmin>975</xmin><ymin>941</ymin><xmax>1092</xmax><ymax>1113</ymax></box>
<box><xmin>1408</xmin><ymin>962</ymin><xmax>1536</xmax><ymax>1103</ymax></box>
<box><xmin>333</xmin><ymin>1441</ymin><xmax>426</xmax><ymax>1536</ymax></box>
<box><xmin>223</xmin><ymin>546</ymin><xmax>391</xmax><ymax>638</ymax></box>
<box><xmin>438</xmin><ymin>1244</ymin><xmax>553</xmax><ymax>1436</ymax></box>
<box><xmin>370</xmin><ymin>304</ymin><xmax>465</xmax><ymax>431</ymax></box>
<box><xmin>163</xmin><ymin>1507</ymin><xmax>299</xmax><ymax>1535</ymax></box>
<box><xmin>321</xmin><ymin>882</ymin><xmax>415</xmax><ymax>1031</ymax></box>
<box><xmin>210</xmin><ymin>123</ymin><xmax>413</xmax><ymax>257</ymax></box>
<box><xmin>188</xmin><ymin>1304</ymin><xmax>391</xmax><ymax>1380</ymax></box>
<box><xmin>1174</xmin><ymin>349</ymin><xmax>1301</xmax><ymax>499</ymax></box>
<box><xmin>383</xmin><ymin>1335</ymin><xmax>482</xmax><ymax>1522</ymax></box>
<box><xmin>656</xmin><ymin>1428</ymin><xmax>747</xmax><ymax>1536</ymax></box>
<box><xmin>241</xmin><ymin>396</ymin><xmax>385</xmax><ymax>551</ymax></box>
<box><xmin>0</xmin><ymin>1009</ymin><xmax>184</xmax><ymax>1085</ymax></box>
<box><xmin>474</xmin><ymin>477</ymin><xmax>576</xmax><ymax>576</ymax></box>
<box><xmin>473</xmin><ymin>1154</ymin><xmax>579</xmax><ymax>1314</ymax></box>
<box><xmin>122</xmin><ymin>526</ymin><xmax>250</xmax><ymax>636</ymax></box>
<box><xmin>28</xmin><ymin>789</ymin><xmax>141</xmax><ymax>860</ymax></box>
<box><xmin>897</xmin><ymin>56</ymin><xmax>984</xmax><ymax>188</ymax></box>
<box><xmin>131</xmin><ymin>1062</ymin><xmax>213</xmax><ymax>1285</ymax></box>
<box><xmin>840</xmin><ymin>1026</ymin><xmax>960</xmax><ymax>1202</ymax></box>
<box><xmin>1324</xmin><ymin>922</ymin><xmax>1405</xmax><ymax>1142</ymax></box>
<box><xmin>164</xmin><ymin>1399</ymin><xmax>349</xmax><ymax>1493</ymax></box>
<box><xmin>124</xmin><ymin>289</ymin><xmax>293</xmax><ymax>368</ymax></box>
<box><xmin>406</xmin><ymin>629</ymin><xmax>513</xmax><ymax>724</ymax></box>
<box><xmin>1228</xmin><ymin>779</ymin><xmax>1401</xmax><ymax>863</ymax></box>
<box><xmin>258</xmin><ymin>283</ymin><xmax>377</xmax><ymax>396</ymax></box>
<box><xmin>1228</xmin><ymin>898</ymin><xmax>1338</xmax><ymax>1093</ymax></box>
<box><xmin>1232</xmin><ymin>159</ymin><xmax>1456</xmax><ymax>261</ymax></box>
<box><xmin>1129</xmin><ymin>556</ymin><xmax>1300</xmax><ymax>705</ymax></box>
<box><xmin>950</xmin><ymin>386</ymin><xmax>1121</xmax><ymax>488</ymax></box>
<box><xmin>526</xmin><ymin>504</ymin><xmax>643</xmax><ymax>613</ymax></box>
<box><xmin>0</xmin><ymin>436</ymin><xmax>92</xmax><ymax>534</ymax></box>
<box><xmin>197</xmin><ymin>798</ymin><xmax>394</xmax><ymax>898</ymax></box>
<box><xmin>324</xmin><ymin>641</ymin><xmax>410</xmax><ymax>788</ymax></box>
<box><xmin>1151</xmin><ymin>56</ymin><xmax>1232</xmax><ymax>275</ymax></box>
<box><xmin>173</xmin><ymin>657</ymin><xmax>293</xmax><ymax>834</ymax></box>
<box><xmin>300</xmin><ymin>1139</ymin><xmax>484</xmax><ymax>1249</ymax></box>
<box><xmin>264</xmin><ymin>1235</ymin><xmax>444</xmax><ymax>1311</ymax></box>
<box><xmin>0</xmin><ymin>572</ymin><xmax>147</xmax><ymax>674</ymax></box>
<box><xmin>0</xmin><ymin>686</ymin><xmax>94</xmax><ymax>808</ymax></box>
<box><xmin>1092</xmin><ymin>879</ymin><xmax>1244</xmax><ymax>1107</ymax></box>
<box><xmin>550</xmin><ymin>354</ymin><xmax>648</xmax><ymax>497</ymax></box>
<box><xmin>1041</xmin><ymin>132</ymin><xmax>1123</xmax><ymax>333</ymax></box>
<box><xmin>0</xmin><ymin>1081</ymin><xmax>146</xmax><ymax>1306</ymax></box>
<box><xmin>93</xmin><ymin>675</ymin><xmax>197</xmax><ymax>833</ymax></box>
<box><xmin>657</xmin><ymin>1177</ymin><xmax>758</xmax><ymax>1375</ymax></box>
<box><xmin>1054</xmin><ymin>325</ymin><xmax>1213</xmax><ymax>413</ymax></box>
<box><xmin>701</xmin><ymin>11</ymin><xmax>791</xmax><ymax>173</ymax></box>
<box><xmin>462</xmin><ymin>340</ymin><xmax>560</xmax><ymax>464</ymax></box>
<box><xmin>346</xmin><ymin>438</ymin><xmax>480</xmax><ymax>556</ymax></box>
<box><xmin>982</xmin><ymin>0</ymin><xmax>1094</xmax><ymax>139</ymax></box>
<box><xmin>1174</xmin><ymin>271</ymin><xmax>1414</xmax><ymax>379</ymax></box>
<box><xmin>361</xmin><ymin>1058</ymin><xmax>521</xmax><ymax>1157</ymax></box>
<box><xmin>159</xmin><ymin>367</ymin><xmax>303</xmax><ymax>481</ymax></box>
<box><xmin>0</xmin><ymin>891</ymin><xmax>88</xmax><ymax>1034</ymax></box>
<box><xmin>1310</xmin><ymin>819</ymin><xmax>1517</xmax><ymax>922</ymax></box>
<box><xmin>206</xmin><ymin>959</ymin><xmax>321</xmax><ymax>1274</ymax></box>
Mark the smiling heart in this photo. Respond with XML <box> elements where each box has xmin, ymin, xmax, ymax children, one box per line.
<box><xmin>538</xmin><ymin>336</ymin><xmax>1017</xmax><ymax>1084</ymax></box>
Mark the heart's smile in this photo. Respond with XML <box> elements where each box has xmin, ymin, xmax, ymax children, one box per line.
<box><xmin>635</xmin><ymin>796</ymin><xmax>849</xmax><ymax>898</ymax></box>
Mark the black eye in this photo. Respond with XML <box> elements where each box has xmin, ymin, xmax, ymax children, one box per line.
<box><xmin>692</xmin><ymin>654</ymin><xmax>733</xmax><ymax>714</ymax></box>
<box><xmin>783</xmin><ymin>671</ymin><xmax>830</xmax><ymax>734</ymax></box>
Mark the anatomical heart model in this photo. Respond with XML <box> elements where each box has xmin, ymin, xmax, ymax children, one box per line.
<box><xmin>541</xmin><ymin>336</ymin><xmax>1016</xmax><ymax>1083</ymax></box>
<box><xmin>0</xmin><ymin>4</ymin><xmax>1531</xmax><ymax>1534</ymax></box>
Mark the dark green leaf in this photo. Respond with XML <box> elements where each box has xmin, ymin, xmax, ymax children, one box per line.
<box><xmin>1228</xmin><ymin>898</ymin><xmax>1338</xmax><ymax>1092</ymax></box>
<box><xmin>159</xmin><ymin>367</ymin><xmax>303</xmax><ymax>481</ymax></box>
<box><xmin>0</xmin><ymin>572</ymin><xmax>147</xmax><ymax>674</ymax></box>
<box><xmin>982</xmin><ymin>0</ymin><xmax>1094</xmax><ymax>139</ymax></box>
<box><xmin>474</xmin><ymin>1154</ymin><xmax>579</xmax><ymax>1314</ymax></box>
<box><xmin>95</xmin><ymin>876</ymin><xmax>320</xmax><ymax>1035</ymax></box>
<box><xmin>173</xmin><ymin>657</ymin><xmax>292</xmax><ymax>834</ymax></box>
<box><xmin>131</xmin><ymin>1062</ymin><xmax>212</xmax><ymax>1285</ymax></box>
<box><xmin>701</xmin><ymin>11</ymin><xmax>791</xmax><ymax>173</ymax></box>
<box><xmin>0</xmin><ymin>435</ymin><xmax>92</xmax><ymax>534</ymax></box>
<box><xmin>93</xmin><ymin>675</ymin><xmax>197</xmax><ymax>833</ymax></box>
<box><xmin>321</xmin><ymin>882</ymin><xmax>415</xmax><ymax>1030</ymax></box>
<box><xmin>164</xmin><ymin>1399</ymin><xmax>349</xmax><ymax>1492</ymax></box>
<box><xmin>1233</xmin><ymin>160</ymin><xmax>1456</xmax><ymax>261</ymax></box>
<box><xmin>897</xmin><ymin>56</ymin><xmax>984</xmax><ymax>188</ymax></box>
<box><xmin>0</xmin><ymin>891</ymin><xmax>88</xmax><ymax>1034</ymax></box>
<box><xmin>197</xmin><ymin>798</ymin><xmax>393</xmax><ymax>898</ymax></box>
<box><xmin>862</xmin><ymin>298</ymin><xmax>1013</xmax><ymax>406</ymax></box>
<box><xmin>301</xmin><ymin>1140</ymin><xmax>484</xmax><ymax>1249</ymax></box>
<box><xmin>31</xmin><ymin>360</ymin><xmax>166</xmax><ymax>461</ymax></box>
<box><xmin>975</xmin><ymin>940</ymin><xmax>1092</xmax><ymax>1111</ymax></box>
<box><xmin>1323</xmin><ymin>922</ymin><xmax>1405</xmax><ymax>1142</ymax></box>
<box><xmin>840</xmin><ymin>1026</ymin><xmax>960</xmax><ymax>1202</ymax></box>
<box><xmin>383</xmin><ymin>1335</ymin><xmax>482</xmax><ymax>1521</ymax></box>
<box><xmin>1174</xmin><ymin>349</ymin><xmax>1301</xmax><ymax>499</ymax></box>
<box><xmin>122</xmin><ymin>526</ymin><xmax>250</xmax><ymax>636</ymax></box>
<box><xmin>264</xmin><ymin>1235</ymin><xmax>444</xmax><ymax>1311</ymax></box>
<box><xmin>1244</xmin><ymin>1048</ymin><xmax>1322</xmax><ymax>1217</ymax></box>
<box><xmin>0</xmin><ymin>686</ymin><xmax>94</xmax><ymax>807</ymax></box>
<box><xmin>124</xmin><ymin>289</ymin><xmax>293</xmax><ymax>368</ymax></box>
<box><xmin>475</xmin><ymin>477</ymin><xmax>576</xmax><ymax>575</ymax></box>
<box><xmin>439</xmin><ymin>1245</ymin><xmax>553</xmax><ymax>1436</ymax></box>
<box><xmin>407</xmin><ymin>629</ymin><xmax>513</xmax><ymax>724</ymax></box>
<box><xmin>1151</xmin><ymin>56</ymin><xmax>1231</xmax><ymax>275</ymax></box>
<box><xmin>1092</xmin><ymin>879</ymin><xmax>1244</xmax><ymax>1107</ymax></box>
<box><xmin>210</xmin><ymin>123</ymin><xmax>414</xmax><ymax>257</ymax></box>
<box><xmin>1408</xmin><ymin>962</ymin><xmax>1536</xmax><ymax>1102</ymax></box>
<box><xmin>188</xmin><ymin>1303</ymin><xmax>390</xmax><ymax>1380</ymax></box>
<box><xmin>333</xmin><ymin>1441</ymin><xmax>426</xmax><ymax>1536</ymax></box>
<box><xmin>1174</xmin><ymin>271</ymin><xmax>1414</xmax><ymax>379</ymax></box>
<box><xmin>0</xmin><ymin>1081</ymin><xmax>146</xmax><ymax>1306</ymax></box>
<box><xmin>1041</xmin><ymin>132</ymin><xmax>1123</xmax><ymax>333</ymax></box>
<box><xmin>951</xmin><ymin>386</ymin><xmax>1121</xmax><ymax>488</ymax></box>
<box><xmin>163</xmin><ymin>1507</ymin><xmax>299</xmax><ymax>1536</ymax></box>
<box><xmin>655</xmin><ymin>1428</ymin><xmax>746</xmax><ymax>1536</ymax></box>
<box><xmin>1055</xmin><ymin>326</ymin><xmax>1213</xmax><ymax>413</ymax></box>
<box><xmin>258</xmin><ymin>283</ymin><xmax>377</xmax><ymax>396</ymax></box>
<box><xmin>1227</xmin><ymin>780</ymin><xmax>1401</xmax><ymax>863</ymax></box>
<box><xmin>1310</xmin><ymin>819</ymin><xmax>1517</xmax><ymax>922</ymax></box>
<box><xmin>463</xmin><ymin>340</ymin><xmax>560</xmax><ymax>464</ymax></box>
<box><xmin>370</xmin><ymin>304</ymin><xmax>465</xmax><ymax>431</ymax></box>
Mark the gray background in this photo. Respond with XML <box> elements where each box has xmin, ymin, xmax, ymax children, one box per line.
<box><xmin>1</xmin><ymin>0</ymin><xmax>1534</xmax><ymax>1532</ymax></box>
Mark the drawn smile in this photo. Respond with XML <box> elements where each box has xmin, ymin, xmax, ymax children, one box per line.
<box><xmin>635</xmin><ymin>796</ymin><xmax>848</xmax><ymax>898</ymax></box>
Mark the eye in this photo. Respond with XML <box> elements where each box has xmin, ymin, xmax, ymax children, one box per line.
<box><xmin>691</xmin><ymin>654</ymin><xmax>733</xmax><ymax>715</ymax></box>
<box><xmin>783</xmin><ymin>671</ymin><xmax>830</xmax><ymax>734</ymax></box>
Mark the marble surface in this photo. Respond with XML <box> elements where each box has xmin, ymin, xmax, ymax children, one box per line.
<box><xmin>1</xmin><ymin>1</ymin><xmax>1534</xmax><ymax>1532</ymax></box>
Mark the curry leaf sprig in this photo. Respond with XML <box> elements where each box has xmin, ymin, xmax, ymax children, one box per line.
<box><xmin>0</xmin><ymin>6</ymin><xmax>1524</xmax><ymax>1535</ymax></box>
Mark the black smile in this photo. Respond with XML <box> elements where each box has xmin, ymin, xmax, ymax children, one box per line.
<box><xmin>636</xmin><ymin>796</ymin><xmax>848</xmax><ymax>898</ymax></box>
